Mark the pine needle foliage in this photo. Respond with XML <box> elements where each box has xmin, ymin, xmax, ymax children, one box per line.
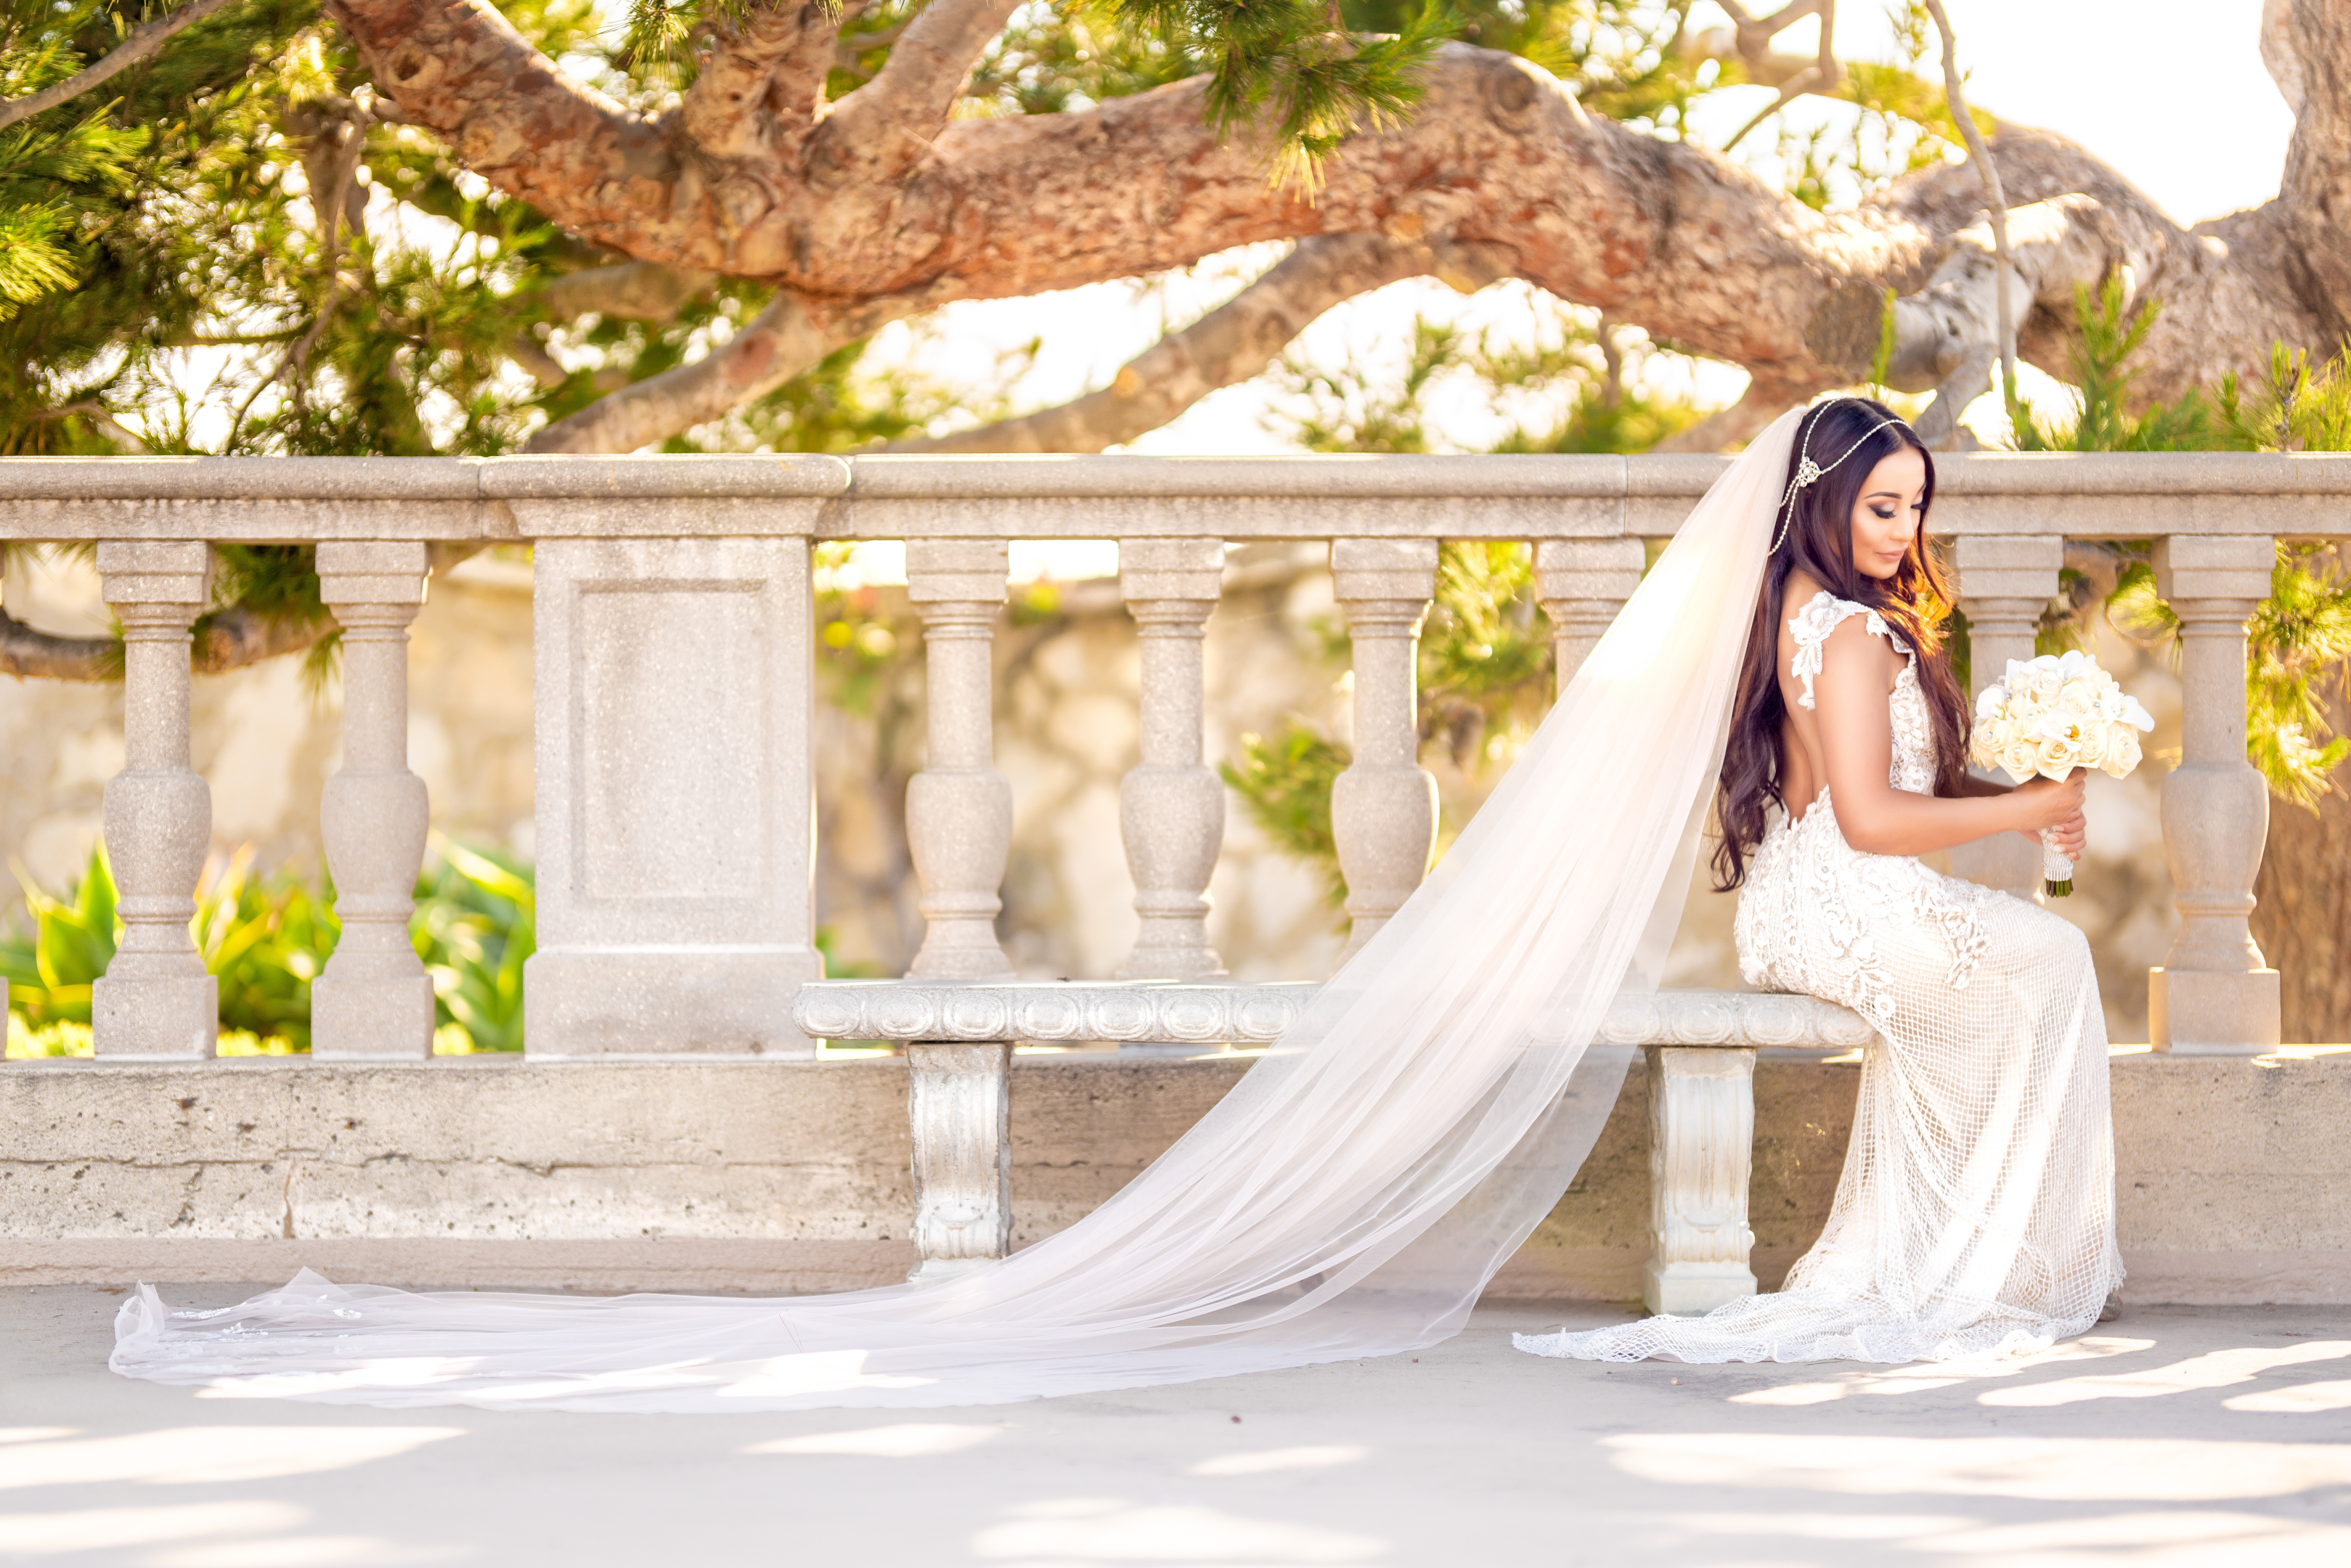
<box><xmin>2006</xmin><ymin>279</ymin><xmax>2229</xmax><ymax>454</ymax></box>
<box><xmin>1104</xmin><ymin>0</ymin><xmax>1456</xmax><ymax>190</ymax></box>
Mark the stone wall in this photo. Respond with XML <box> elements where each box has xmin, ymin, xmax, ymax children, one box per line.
<box><xmin>7</xmin><ymin>1053</ymin><xmax>2344</xmax><ymax>1304</ymax></box>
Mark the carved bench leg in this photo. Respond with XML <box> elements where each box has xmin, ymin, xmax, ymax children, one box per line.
<box><xmin>1642</xmin><ymin>1045</ymin><xmax>1759</xmax><ymax>1316</ymax></box>
<box><xmin>906</xmin><ymin>1041</ymin><xmax>1012</xmax><ymax>1281</ymax></box>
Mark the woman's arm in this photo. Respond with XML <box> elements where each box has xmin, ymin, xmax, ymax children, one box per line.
<box><xmin>1949</xmin><ymin>771</ymin><xmax>2080</xmax><ymax>846</ymax></box>
<box><xmin>1812</xmin><ymin>618</ymin><xmax>2085</xmax><ymax>857</ymax></box>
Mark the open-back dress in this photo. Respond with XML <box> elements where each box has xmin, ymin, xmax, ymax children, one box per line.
<box><xmin>1518</xmin><ymin>590</ymin><xmax>2124</xmax><ymax>1364</ymax></box>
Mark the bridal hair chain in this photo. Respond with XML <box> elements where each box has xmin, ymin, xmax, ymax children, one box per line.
<box><xmin>1769</xmin><ymin>404</ymin><xmax>1912</xmax><ymax>554</ymax></box>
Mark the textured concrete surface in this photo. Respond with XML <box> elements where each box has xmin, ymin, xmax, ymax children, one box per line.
<box><xmin>9</xmin><ymin>1053</ymin><xmax>2347</xmax><ymax>1304</ymax></box>
<box><xmin>526</xmin><ymin>534</ymin><xmax>824</xmax><ymax>1057</ymax></box>
<box><xmin>4</xmin><ymin>1286</ymin><xmax>2349</xmax><ymax>1566</ymax></box>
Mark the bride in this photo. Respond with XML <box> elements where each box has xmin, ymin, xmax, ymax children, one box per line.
<box><xmin>110</xmin><ymin>399</ymin><xmax>2119</xmax><ymax>1413</ymax></box>
<box><xmin>1517</xmin><ymin>396</ymin><xmax>2117</xmax><ymax>1364</ymax></box>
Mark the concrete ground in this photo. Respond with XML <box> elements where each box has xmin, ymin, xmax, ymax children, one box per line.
<box><xmin>4</xmin><ymin>1287</ymin><xmax>2349</xmax><ymax>1567</ymax></box>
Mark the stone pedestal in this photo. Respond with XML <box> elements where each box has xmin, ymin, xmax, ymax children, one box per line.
<box><xmin>1330</xmin><ymin>538</ymin><xmax>1438</xmax><ymax>963</ymax></box>
<box><xmin>92</xmin><ymin>542</ymin><xmax>217</xmax><ymax>1060</ymax></box>
<box><xmin>1951</xmin><ymin>534</ymin><xmax>2061</xmax><ymax>901</ymax></box>
<box><xmin>1117</xmin><ymin>538</ymin><xmax>1226</xmax><ymax>979</ymax></box>
<box><xmin>906</xmin><ymin>1041</ymin><xmax>1013</xmax><ymax>1280</ymax></box>
<box><xmin>312</xmin><ymin>542</ymin><xmax>435</xmax><ymax>1060</ymax></box>
<box><xmin>524</xmin><ymin>536</ymin><xmax>821</xmax><ymax>1056</ymax></box>
<box><xmin>1642</xmin><ymin>1045</ymin><xmax>1758</xmax><ymax>1316</ymax></box>
<box><xmin>1535</xmin><ymin>537</ymin><xmax>1645</xmax><ymax>690</ymax></box>
<box><xmin>905</xmin><ymin>539</ymin><xmax>1015</xmax><ymax>980</ymax></box>
<box><xmin>2151</xmin><ymin>536</ymin><xmax>2281</xmax><ymax>1054</ymax></box>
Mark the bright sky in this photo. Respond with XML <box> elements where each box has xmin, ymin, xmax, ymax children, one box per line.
<box><xmin>860</xmin><ymin>0</ymin><xmax>2295</xmax><ymax>468</ymax></box>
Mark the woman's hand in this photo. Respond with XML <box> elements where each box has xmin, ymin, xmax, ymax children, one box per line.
<box><xmin>2012</xmin><ymin>772</ymin><xmax>2087</xmax><ymax>857</ymax></box>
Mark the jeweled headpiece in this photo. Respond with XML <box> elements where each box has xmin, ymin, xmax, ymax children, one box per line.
<box><xmin>1771</xmin><ymin>401</ymin><xmax>1912</xmax><ymax>555</ymax></box>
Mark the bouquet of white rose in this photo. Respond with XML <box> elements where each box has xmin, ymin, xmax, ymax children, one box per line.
<box><xmin>1968</xmin><ymin>650</ymin><xmax>2155</xmax><ymax>897</ymax></box>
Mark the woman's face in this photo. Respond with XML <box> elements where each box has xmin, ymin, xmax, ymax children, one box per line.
<box><xmin>1849</xmin><ymin>444</ymin><xmax>1929</xmax><ymax>580</ymax></box>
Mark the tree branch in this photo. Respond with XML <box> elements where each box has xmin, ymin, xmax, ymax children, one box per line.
<box><xmin>537</xmin><ymin>261</ymin><xmax>714</xmax><ymax>322</ymax></box>
<box><xmin>1</xmin><ymin>601</ymin><xmax>345</xmax><ymax>683</ymax></box>
<box><xmin>344</xmin><ymin>4</ymin><xmax>2313</xmax><ymax>415</ymax></box>
<box><xmin>1715</xmin><ymin>0</ymin><xmax>1841</xmax><ymax>152</ymax></box>
<box><xmin>0</xmin><ymin>0</ymin><xmax>240</xmax><ymax>132</ymax></box>
<box><xmin>1650</xmin><ymin>380</ymin><xmax>1804</xmax><ymax>453</ymax></box>
<box><xmin>1923</xmin><ymin>0</ymin><xmax>2015</xmax><ymax>441</ymax></box>
<box><xmin>2273</xmin><ymin>0</ymin><xmax>2351</xmax><ymax>340</ymax></box>
<box><xmin>192</xmin><ymin>605</ymin><xmax>336</xmax><ymax>672</ymax></box>
<box><xmin>327</xmin><ymin>0</ymin><xmax>676</xmax><ymax>260</ymax></box>
<box><xmin>524</xmin><ymin>287</ymin><xmax>932</xmax><ymax>453</ymax></box>
<box><xmin>1881</xmin><ymin>194</ymin><xmax>2122</xmax><ymax>446</ymax></box>
<box><xmin>836</xmin><ymin>18</ymin><xmax>911</xmax><ymax>78</ymax></box>
<box><xmin>679</xmin><ymin>1</ymin><xmax>842</xmax><ymax>162</ymax></box>
<box><xmin>44</xmin><ymin>402</ymin><xmax>152</xmax><ymax>452</ymax></box>
<box><xmin>893</xmin><ymin>234</ymin><xmax>1512</xmax><ymax>454</ymax></box>
<box><xmin>1</xmin><ymin>606</ymin><xmax>117</xmax><ymax>680</ymax></box>
<box><xmin>812</xmin><ymin>0</ymin><xmax>1027</xmax><ymax>174</ymax></box>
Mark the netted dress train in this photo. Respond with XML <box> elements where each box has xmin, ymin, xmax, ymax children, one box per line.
<box><xmin>1517</xmin><ymin>591</ymin><xmax>2124</xmax><ymax>1365</ymax></box>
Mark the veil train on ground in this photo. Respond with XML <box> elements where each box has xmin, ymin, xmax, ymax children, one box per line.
<box><xmin>108</xmin><ymin>412</ymin><xmax>1803</xmax><ymax>1413</ymax></box>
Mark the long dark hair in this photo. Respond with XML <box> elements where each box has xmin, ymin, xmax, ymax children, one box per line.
<box><xmin>1711</xmin><ymin>396</ymin><xmax>1971</xmax><ymax>891</ymax></box>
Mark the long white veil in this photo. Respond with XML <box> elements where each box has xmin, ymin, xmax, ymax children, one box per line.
<box><xmin>109</xmin><ymin>410</ymin><xmax>1802</xmax><ymax>1413</ymax></box>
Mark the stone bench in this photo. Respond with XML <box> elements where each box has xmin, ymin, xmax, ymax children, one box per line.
<box><xmin>793</xmin><ymin>981</ymin><xmax>1875</xmax><ymax>1311</ymax></box>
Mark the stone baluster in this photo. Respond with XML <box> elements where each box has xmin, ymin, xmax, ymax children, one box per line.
<box><xmin>2150</xmin><ymin>536</ymin><xmax>2281</xmax><ymax>1054</ymax></box>
<box><xmin>1952</xmin><ymin>535</ymin><xmax>2063</xmax><ymax>900</ymax></box>
<box><xmin>312</xmin><ymin>543</ymin><xmax>435</xmax><ymax>1060</ymax></box>
<box><xmin>1642</xmin><ymin>1045</ymin><xmax>1758</xmax><ymax>1315</ymax></box>
<box><xmin>1535</xmin><ymin>537</ymin><xmax>1645</xmax><ymax>690</ymax></box>
<box><xmin>905</xmin><ymin>1041</ymin><xmax>1013</xmax><ymax>1280</ymax></box>
<box><xmin>905</xmin><ymin>539</ymin><xmax>1014</xmax><ymax>979</ymax></box>
<box><xmin>1329</xmin><ymin>539</ymin><xmax>1438</xmax><ymax>963</ymax></box>
<box><xmin>1117</xmin><ymin>538</ymin><xmax>1227</xmax><ymax>979</ymax></box>
<box><xmin>93</xmin><ymin>542</ymin><xmax>217</xmax><ymax>1060</ymax></box>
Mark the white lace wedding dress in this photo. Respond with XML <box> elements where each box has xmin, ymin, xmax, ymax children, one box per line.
<box><xmin>1517</xmin><ymin>592</ymin><xmax>2123</xmax><ymax>1365</ymax></box>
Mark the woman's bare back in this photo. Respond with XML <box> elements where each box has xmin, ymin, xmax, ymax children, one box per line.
<box><xmin>1774</xmin><ymin>570</ymin><xmax>1903</xmax><ymax>821</ymax></box>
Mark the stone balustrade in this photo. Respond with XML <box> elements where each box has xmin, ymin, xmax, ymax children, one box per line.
<box><xmin>5</xmin><ymin>450</ymin><xmax>2342</xmax><ymax>1302</ymax></box>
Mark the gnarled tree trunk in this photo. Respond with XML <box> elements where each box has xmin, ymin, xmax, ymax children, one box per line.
<box><xmin>309</xmin><ymin>0</ymin><xmax>2347</xmax><ymax>458</ymax></box>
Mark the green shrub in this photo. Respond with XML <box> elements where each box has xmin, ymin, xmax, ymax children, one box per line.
<box><xmin>412</xmin><ymin>841</ymin><xmax>535</xmax><ymax>1055</ymax></box>
<box><xmin>4</xmin><ymin>838</ymin><xmax>537</xmax><ymax>1057</ymax></box>
<box><xmin>2</xmin><ymin>842</ymin><xmax>334</xmax><ymax>1050</ymax></box>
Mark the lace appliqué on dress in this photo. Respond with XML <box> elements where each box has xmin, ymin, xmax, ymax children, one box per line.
<box><xmin>1767</xmin><ymin>592</ymin><xmax>1992</xmax><ymax>997</ymax></box>
<box><xmin>1788</xmin><ymin>592</ymin><xmax>1909</xmax><ymax>714</ymax></box>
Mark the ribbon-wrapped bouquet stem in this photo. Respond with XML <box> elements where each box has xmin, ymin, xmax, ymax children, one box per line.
<box><xmin>1968</xmin><ymin>651</ymin><xmax>2156</xmax><ymax>897</ymax></box>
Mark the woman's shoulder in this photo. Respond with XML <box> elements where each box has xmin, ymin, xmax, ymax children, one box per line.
<box><xmin>1780</xmin><ymin>579</ymin><xmax>1909</xmax><ymax>711</ymax></box>
<box><xmin>1782</xmin><ymin>578</ymin><xmax>1909</xmax><ymax>655</ymax></box>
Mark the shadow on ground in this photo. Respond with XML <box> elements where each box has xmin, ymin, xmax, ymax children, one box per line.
<box><xmin>4</xmin><ymin>1288</ymin><xmax>2349</xmax><ymax>1565</ymax></box>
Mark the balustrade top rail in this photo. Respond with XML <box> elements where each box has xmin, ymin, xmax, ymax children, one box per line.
<box><xmin>4</xmin><ymin>452</ymin><xmax>2349</xmax><ymax>542</ymax></box>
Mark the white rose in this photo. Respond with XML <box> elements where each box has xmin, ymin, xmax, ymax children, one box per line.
<box><xmin>2103</xmin><ymin>725</ymin><xmax>2143</xmax><ymax>778</ymax></box>
<box><xmin>2037</xmin><ymin>736</ymin><xmax>2083</xmax><ymax>779</ymax></box>
<box><xmin>1971</xmin><ymin>714</ymin><xmax>2017</xmax><ymax>767</ymax></box>
<box><xmin>1998</xmin><ymin>738</ymin><xmax>2043</xmax><ymax>783</ymax></box>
